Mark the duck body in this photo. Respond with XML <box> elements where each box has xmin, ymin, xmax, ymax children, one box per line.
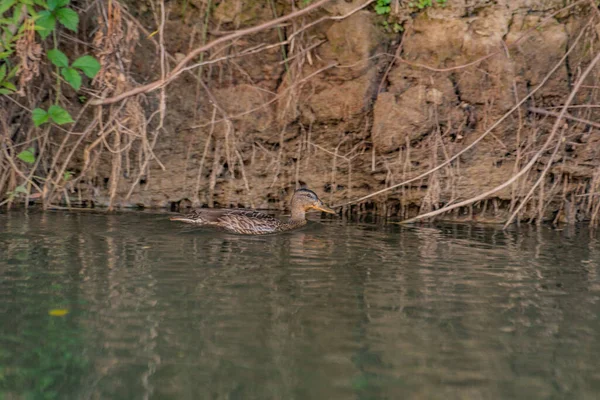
<box><xmin>170</xmin><ymin>188</ymin><xmax>335</xmax><ymax>235</ymax></box>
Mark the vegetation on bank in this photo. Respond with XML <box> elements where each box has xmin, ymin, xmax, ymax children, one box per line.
<box><xmin>1</xmin><ymin>0</ymin><xmax>100</xmax><ymax>204</ymax></box>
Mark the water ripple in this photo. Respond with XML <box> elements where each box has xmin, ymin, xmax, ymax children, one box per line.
<box><xmin>0</xmin><ymin>212</ymin><xmax>599</xmax><ymax>399</ymax></box>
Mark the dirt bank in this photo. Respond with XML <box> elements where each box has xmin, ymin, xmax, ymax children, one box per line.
<box><xmin>1</xmin><ymin>0</ymin><xmax>599</xmax><ymax>225</ymax></box>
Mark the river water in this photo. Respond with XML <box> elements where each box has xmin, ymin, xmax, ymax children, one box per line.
<box><xmin>0</xmin><ymin>211</ymin><xmax>599</xmax><ymax>399</ymax></box>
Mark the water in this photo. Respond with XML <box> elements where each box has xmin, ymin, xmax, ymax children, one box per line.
<box><xmin>1</xmin><ymin>211</ymin><xmax>599</xmax><ymax>399</ymax></box>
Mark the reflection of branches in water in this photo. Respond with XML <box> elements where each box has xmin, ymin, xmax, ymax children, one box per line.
<box><xmin>3</xmin><ymin>213</ymin><xmax>600</xmax><ymax>397</ymax></box>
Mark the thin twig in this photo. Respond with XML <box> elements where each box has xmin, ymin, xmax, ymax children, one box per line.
<box><xmin>333</xmin><ymin>19</ymin><xmax>591</xmax><ymax>209</ymax></box>
<box><xmin>503</xmin><ymin>52</ymin><xmax>600</xmax><ymax>227</ymax></box>
<box><xmin>90</xmin><ymin>0</ymin><xmax>332</xmax><ymax>105</ymax></box>
<box><xmin>528</xmin><ymin>107</ymin><xmax>600</xmax><ymax>129</ymax></box>
<box><xmin>400</xmin><ymin>50</ymin><xmax>600</xmax><ymax>225</ymax></box>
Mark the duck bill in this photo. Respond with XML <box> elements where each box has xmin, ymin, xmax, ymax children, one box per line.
<box><xmin>169</xmin><ymin>216</ymin><xmax>196</xmax><ymax>224</ymax></box>
<box><xmin>312</xmin><ymin>204</ymin><xmax>337</xmax><ymax>214</ymax></box>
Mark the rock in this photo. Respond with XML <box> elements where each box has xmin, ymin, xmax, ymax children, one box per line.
<box><xmin>426</xmin><ymin>88</ymin><xmax>444</xmax><ymax>105</ymax></box>
<box><xmin>213</xmin><ymin>0</ymin><xmax>270</xmax><ymax>26</ymax></box>
<box><xmin>212</xmin><ymin>84</ymin><xmax>273</xmax><ymax>133</ymax></box>
<box><xmin>287</xmin><ymin>11</ymin><xmax>385</xmax><ymax>124</ymax></box>
<box><xmin>301</xmin><ymin>72</ymin><xmax>376</xmax><ymax>123</ymax></box>
<box><xmin>372</xmin><ymin>89</ymin><xmax>431</xmax><ymax>153</ymax></box>
<box><xmin>402</xmin><ymin>16</ymin><xmax>468</xmax><ymax>67</ymax></box>
<box><xmin>319</xmin><ymin>11</ymin><xmax>385</xmax><ymax>78</ymax></box>
<box><xmin>400</xmin><ymin>6</ymin><xmax>515</xmax><ymax>113</ymax></box>
<box><xmin>505</xmin><ymin>14</ymin><xmax>568</xmax><ymax>99</ymax></box>
<box><xmin>379</xmin><ymin>67</ymin><xmax>460</xmax><ymax>153</ymax></box>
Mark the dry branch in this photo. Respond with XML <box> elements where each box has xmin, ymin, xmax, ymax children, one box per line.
<box><xmin>401</xmin><ymin>50</ymin><xmax>600</xmax><ymax>225</ymax></box>
<box><xmin>528</xmin><ymin>107</ymin><xmax>600</xmax><ymax>129</ymax></box>
<box><xmin>89</xmin><ymin>0</ymin><xmax>332</xmax><ymax>105</ymax></box>
<box><xmin>502</xmin><ymin>53</ymin><xmax>600</xmax><ymax>226</ymax></box>
<box><xmin>334</xmin><ymin>18</ymin><xmax>592</xmax><ymax>209</ymax></box>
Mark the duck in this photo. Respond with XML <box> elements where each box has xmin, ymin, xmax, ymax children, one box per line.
<box><xmin>169</xmin><ymin>188</ymin><xmax>336</xmax><ymax>235</ymax></box>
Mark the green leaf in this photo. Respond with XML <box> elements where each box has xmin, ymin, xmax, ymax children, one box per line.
<box><xmin>0</xmin><ymin>0</ymin><xmax>16</xmax><ymax>15</ymax></box>
<box><xmin>36</xmin><ymin>10</ymin><xmax>56</xmax><ymax>39</ymax></box>
<box><xmin>61</xmin><ymin>67</ymin><xmax>81</xmax><ymax>90</ymax></box>
<box><xmin>7</xmin><ymin>64</ymin><xmax>18</xmax><ymax>79</ymax></box>
<box><xmin>25</xmin><ymin>4</ymin><xmax>36</xmax><ymax>17</ymax></box>
<box><xmin>32</xmin><ymin>108</ymin><xmax>49</xmax><ymax>127</ymax></box>
<box><xmin>47</xmin><ymin>0</ymin><xmax>69</xmax><ymax>11</ymax></box>
<box><xmin>63</xmin><ymin>171</ymin><xmax>72</xmax><ymax>181</ymax></box>
<box><xmin>10</xmin><ymin>1</ymin><xmax>20</xmax><ymax>23</ymax></box>
<box><xmin>48</xmin><ymin>104</ymin><xmax>74</xmax><ymax>124</ymax></box>
<box><xmin>17</xmin><ymin>147</ymin><xmax>36</xmax><ymax>164</ymax></box>
<box><xmin>71</xmin><ymin>55</ymin><xmax>100</xmax><ymax>78</ymax></box>
<box><xmin>374</xmin><ymin>5</ymin><xmax>390</xmax><ymax>14</ymax></box>
<box><xmin>0</xmin><ymin>51</ymin><xmax>13</xmax><ymax>60</ymax></box>
<box><xmin>56</xmin><ymin>7</ymin><xmax>78</xmax><ymax>32</ymax></box>
<box><xmin>1</xmin><ymin>81</ymin><xmax>16</xmax><ymax>91</ymax></box>
<box><xmin>0</xmin><ymin>88</ymin><xmax>12</xmax><ymax>94</ymax></box>
<box><xmin>47</xmin><ymin>48</ymin><xmax>68</xmax><ymax>68</ymax></box>
<box><xmin>14</xmin><ymin>185</ymin><xmax>28</xmax><ymax>194</ymax></box>
<box><xmin>0</xmin><ymin>63</ymin><xmax>6</xmax><ymax>82</ymax></box>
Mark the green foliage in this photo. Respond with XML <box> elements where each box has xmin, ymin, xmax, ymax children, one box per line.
<box><xmin>13</xmin><ymin>184</ymin><xmax>28</xmax><ymax>194</ymax></box>
<box><xmin>17</xmin><ymin>147</ymin><xmax>36</xmax><ymax>164</ymax></box>
<box><xmin>374</xmin><ymin>0</ymin><xmax>403</xmax><ymax>33</ymax></box>
<box><xmin>47</xmin><ymin>48</ymin><xmax>68</xmax><ymax>67</ymax></box>
<box><xmin>5</xmin><ymin>183</ymin><xmax>28</xmax><ymax>202</ymax></box>
<box><xmin>32</xmin><ymin>105</ymin><xmax>74</xmax><ymax>126</ymax></box>
<box><xmin>375</xmin><ymin>0</ymin><xmax>391</xmax><ymax>15</ymax></box>
<box><xmin>408</xmin><ymin>0</ymin><xmax>447</xmax><ymax>9</ymax></box>
<box><xmin>32</xmin><ymin>108</ymin><xmax>50</xmax><ymax>126</ymax></box>
<box><xmin>36</xmin><ymin>10</ymin><xmax>57</xmax><ymax>39</ymax></box>
<box><xmin>0</xmin><ymin>0</ymin><xmax>102</xmax><ymax>138</ymax></box>
<box><xmin>381</xmin><ymin>20</ymin><xmax>404</xmax><ymax>33</ymax></box>
<box><xmin>0</xmin><ymin>62</ymin><xmax>18</xmax><ymax>94</ymax></box>
<box><xmin>0</xmin><ymin>0</ymin><xmax>17</xmax><ymax>14</ymax></box>
<box><xmin>55</xmin><ymin>6</ymin><xmax>78</xmax><ymax>31</ymax></box>
<box><xmin>37</xmin><ymin>0</ymin><xmax>77</xmax><ymax>38</ymax></box>
<box><xmin>1</xmin><ymin>0</ymin><xmax>100</xmax><ymax>125</ymax></box>
<box><xmin>374</xmin><ymin>0</ymin><xmax>447</xmax><ymax>33</ymax></box>
<box><xmin>60</xmin><ymin>66</ymin><xmax>80</xmax><ymax>89</ymax></box>
<box><xmin>47</xmin><ymin>49</ymin><xmax>100</xmax><ymax>90</ymax></box>
<box><xmin>48</xmin><ymin>0</ymin><xmax>69</xmax><ymax>10</ymax></box>
<box><xmin>71</xmin><ymin>55</ymin><xmax>100</xmax><ymax>78</ymax></box>
<box><xmin>47</xmin><ymin>104</ymin><xmax>74</xmax><ymax>124</ymax></box>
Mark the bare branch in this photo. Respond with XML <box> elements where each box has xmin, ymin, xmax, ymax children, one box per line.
<box><xmin>528</xmin><ymin>107</ymin><xmax>600</xmax><ymax>129</ymax></box>
<box><xmin>89</xmin><ymin>0</ymin><xmax>332</xmax><ymax>105</ymax></box>
<box><xmin>400</xmin><ymin>50</ymin><xmax>600</xmax><ymax>225</ymax></box>
<box><xmin>333</xmin><ymin>18</ymin><xmax>592</xmax><ymax>209</ymax></box>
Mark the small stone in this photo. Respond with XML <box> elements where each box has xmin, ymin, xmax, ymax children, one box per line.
<box><xmin>426</xmin><ymin>88</ymin><xmax>443</xmax><ymax>105</ymax></box>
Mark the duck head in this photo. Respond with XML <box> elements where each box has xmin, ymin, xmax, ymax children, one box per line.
<box><xmin>290</xmin><ymin>188</ymin><xmax>336</xmax><ymax>219</ymax></box>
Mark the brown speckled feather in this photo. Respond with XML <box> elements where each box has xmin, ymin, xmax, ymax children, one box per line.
<box><xmin>170</xmin><ymin>209</ymin><xmax>305</xmax><ymax>235</ymax></box>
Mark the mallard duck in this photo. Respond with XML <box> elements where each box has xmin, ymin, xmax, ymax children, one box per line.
<box><xmin>169</xmin><ymin>188</ymin><xmax>336</xmax><ymax>235</ymax></box>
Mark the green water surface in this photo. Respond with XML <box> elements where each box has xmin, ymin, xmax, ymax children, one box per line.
<box><xmin>1</xmin><ymin>211</ymin><xmax>599</xmax><ymax>399</ymax></box>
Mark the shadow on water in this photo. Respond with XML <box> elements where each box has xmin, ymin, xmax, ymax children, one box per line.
<box><xmin>1</xmin><ymin>211</ymin><xmax>600</xmax><ymax>399</ymax></box>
